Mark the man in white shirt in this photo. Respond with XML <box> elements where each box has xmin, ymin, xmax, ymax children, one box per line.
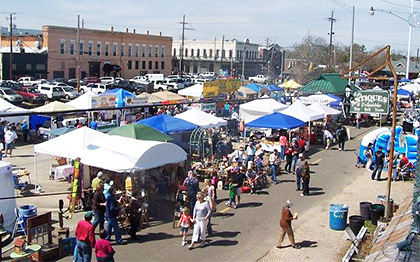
<box><xmin>4</xmin><ymin>127</ymin><xmax>17</xmax><ymax>157</ymax></box>
<box><xmin>323</xmin><ymin>129</ymin><xmax>333</xmax><ymax>150</ymax></box>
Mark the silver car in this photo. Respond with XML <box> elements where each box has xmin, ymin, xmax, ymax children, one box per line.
<box><xmin>0</xmin><ymin>87</ymin><xmax>23</xmax><ymax>104</ymax></box>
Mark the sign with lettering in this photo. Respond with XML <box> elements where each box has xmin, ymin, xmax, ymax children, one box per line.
<box><xmin>350</xmin><ymin>90</ymin><xmax>390</xmax><ymax>114</ymax></box>
<box><xmin>91</xmin><ymin>95</ymin><xmax>116</xmax><ymax>109</ymax></box>
<box><xmin>203</xmin><ymin>79</ymin><xmax>240</xmax><ymax>97</ymax></box>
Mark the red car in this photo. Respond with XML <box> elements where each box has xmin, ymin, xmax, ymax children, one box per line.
<box><xmin>15</xmin><ymin>86</ymin><xmax>48</xmax><ymax>104</ymax></box>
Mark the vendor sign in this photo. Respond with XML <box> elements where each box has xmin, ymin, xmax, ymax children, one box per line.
<box><xmin>203</xmin><ymin>79</ymin><xmax>240</xmax><ymax>97</ymax></box>
<box><xmin>91</xmin><ymin>95</ymin><xmax>116</xmax><ymax>109</ymax></box>
<box><xmin>124</xmin><ymin>96</ymin><xmax>148</xmax><ymax>106</ymax></box>
<box><xmin>203</xmin><ymin>81</ymin><xmax>219</xmax><ymax>97</ymax></box>
<box><xmin>350</xmin><ymin>90</ymin><xmax>390</xmax><ymax>114</ymax></box>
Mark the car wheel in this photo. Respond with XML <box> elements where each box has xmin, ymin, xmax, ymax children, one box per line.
<box><xmin>158</xmin><ymin>88</ymin><xmax>163</xmax><ymax>91</ymax></box>
<box><xmin>251</xmin><ymin>80</ymin><xmax>254</xmax><ymax>83</ymax></box>
<box><xmin>65</xmin><ymin>95</ymin><xmax>70</xmax><ymax>100</ymax></box>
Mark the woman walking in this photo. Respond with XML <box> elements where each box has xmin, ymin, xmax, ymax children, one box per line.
<box><xmin>188</xmin><ymin>192</ymin><xmax>211</xmax><ymax>249</ymax></box>
<box><xmin>277</xmin><ymin>200</ymin><xmax>300</xmax><ymax>249</ymax></box>
<box><xmin>301</xmin><ymin>161</ymin><xmax>310</xmax><ymax>196</ymax></box>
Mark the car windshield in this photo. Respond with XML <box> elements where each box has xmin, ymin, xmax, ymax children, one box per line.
<box><xmin>63</xmin><ymin>87</ymin><xmax>74</xmax><ymax>91</ymax></box>
<box><xmin>3</xmin><ymin>89</ymin><xmax>15</xmax><ymax>95</ymax></box>
<box><xmin>53</xmin><ymin>87</ymin><xmax>62</xmax><ymax>92</ymax></box>
<box><xmin>28</xmin><ymin>88</ymin><xmax>40</xmax><ymax>93</ymax></box>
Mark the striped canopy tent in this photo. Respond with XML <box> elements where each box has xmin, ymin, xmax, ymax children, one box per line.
<box><xmin>299</xmin><ymin>73</ymin><xmax>358</xmax><ymax>95</ymax></box>
<box><xmin>148</xmin><ymin>91</ymin><xmax>187</xmax><ymax>104</ymax></box>
<box><xmin>280</xmin><ymin>79</ymin><xmax>302</xmax><ymax>89</ymax></box>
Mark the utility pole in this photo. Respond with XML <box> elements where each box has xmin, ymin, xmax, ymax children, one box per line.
<box><xmin>269</xmin><ymin>37</ymin><xmax>276</xmax><ymax>78</ymax></box>
<box><xmin>8</xmin><ymin>13</ymin><xmax>15</xmax><ymax>80</ymax></box>
<box><xmin>220</xmin><ymin>35</ymin><xmax>224</xmax><ymax>73</ymax></box>
<box><xmin>213</xmin><ymin>37</ymin><xmax>216</xmax><ymax>73</ymax></box>
<box><xmin>327</xmin><ymin>11</ymin><xmax>336</xmax><ymax>69</ymax></box>
<box><xmin>76</xmin><ymin>15</ymin><xmax>81</xmax><ymax>92</ymax></box>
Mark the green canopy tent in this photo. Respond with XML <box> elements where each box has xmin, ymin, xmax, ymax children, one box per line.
<box><xmin>299</xmin><ymin>73</ymin><xmax>358</xmax><ymax>95</ymax></box>
<box><xmin>50</xmin><ymin>126</ymin><xmax>76</xmax><ymax>138</ymax></box>
<box><xmin>108</xmin><ymin>123</ymin><xmax>173</xmax><ymax>142</ymax></box>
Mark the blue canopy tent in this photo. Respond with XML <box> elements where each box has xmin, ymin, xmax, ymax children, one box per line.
<box><xmin>267</xmin><ymin>84</ymin><xmax>283</xmax><ymax>92</ymax></box>
<box><xmin>136</xmin><ymin>114</ymin><xmax>198</xmax><ymax>134</ymax></box>
<box><xmin>326</xmin><ymin>93</ymin><xmax>342</xmax><ymax>108</ymax></box>
<box><xmin>246</xmin><ymin>112</ymin><xmax>306</xmax><ymax>130</ymax></box>
<box><xmin>397</xmin><ymin>88</ymin><xmax>412</xmax><ymax>96</ymax></box>
<box><xmin>101</xmin><ymin>88</ymin><xmax>135</xmax><ymax>107</ymax></box>
<box><xmin>245</xmin><ymin>83</ymin><xmax>265</xmax><ymax>93</ymax></box>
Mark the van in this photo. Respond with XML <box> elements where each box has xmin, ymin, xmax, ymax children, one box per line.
<box><xmin>38</xmin><ymin>84</ymin><xmax>65</xmax><ymax>100</ymax></box>
<box><xmin>145</xmin><ymin>74</ymin><xmax>164</xmax><ymax>81</ymax></box>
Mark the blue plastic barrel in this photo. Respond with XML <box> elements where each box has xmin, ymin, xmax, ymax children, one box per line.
<box><xmin>329</xmin><ymin>204</ymin><xmax>348</xmax><ymax>230</ymax></box>
<box><xmin>19</xmin><ymin>204</ymin><xmax>37</xmax><ymax>226</ymax></box>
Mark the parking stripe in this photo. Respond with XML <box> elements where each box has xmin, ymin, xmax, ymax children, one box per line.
<box><xmin>312</xmin><ymin>159</ymin><xmax>322</xmax><ymax>165</ymax></box>
<box><xmin>219</xmin><ymin>207</ymin><xmax>231</xmax><ymax>213</ymax></box>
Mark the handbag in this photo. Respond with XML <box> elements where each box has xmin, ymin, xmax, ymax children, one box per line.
<box><xmin>241</xmin><ymin>186</ymin><xmax>251</xmax><ymax>193</ymax></box>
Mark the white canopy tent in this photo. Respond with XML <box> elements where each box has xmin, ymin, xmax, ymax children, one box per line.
<box><xmin>34</xmin><ymin>126</ymin><xmax>187</xmax><ymax>175</ymax></box>
<box><xmin>401</xmin><ymin>84</ymin><xmax>420</xmax><ymax>95</ymax></box>
<box><xmin>282</xmin><ymin>99</ymin><xmax>324</xmax><ymax>122</ymax></box>
<box><xmin>308</xmin><ymin>103</ymin><xmax>342</xmax><ymax>117</ymax></box>
<box><xmin>239</xmin><ymin>97</ymin><xmax>288</xmax><ymax>123</ymax></box>
<box><xmin>178</xmin><ymin>83</ymin><xmax>203</xmax><ymax>98</ymax></box>
<box><xmin>66</xmin><ymin>90</ymin><xmax>97</xmax><ymax>109</ymax></box>
<box><xmin>0</xmin><ymin>161</ymin><xmax>16</xmax><ymax>232</ymax></box>
<box><xmin>299</xmin><ymin>93</ymin><xmax>338</xmax><ymax>105</ymax></box>
<box><xmin>0</xmin><ymin>98</ymin><xmax>29</xmax><ymax>124</ymax></box>
<box><xmin>175</xmin><ymin>108</ymin><xmax>227</xmax><ymax>128</ymax></box>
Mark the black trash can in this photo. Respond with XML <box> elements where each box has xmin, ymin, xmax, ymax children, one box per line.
<box><xmin>349</xmin><ymin>215</ymin><xmax>366</xmax><ymax>235</ymax></box>
<box><xmin>369</xmin><ymin>204</ymin><xmax>385</xmax><ymax>225</ymax></box>
<box><xmin>360</xmin><ymin>202</ymin><xmax>372</xmax><ymax>220</ymax></box>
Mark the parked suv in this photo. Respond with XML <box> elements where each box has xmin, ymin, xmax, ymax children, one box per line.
<box><xmin>38</xmin><ymin>84</ymin><xmax>65</xmax><ymax>100</ymax></box>
<box><xmin>80</xmin><ymin>83</ymin><xmax>108</xmax><ymax>94</ymax></box>
<box><xmin>52</xmin><ymin>83</ymin><xmax>80</xmax><ymax>99</ymax></box>
<box><xmin>14</xmin><ymin>86</ymin><xmax>47</xmax><ymax>104</ymax></box>
<box><xmin>0</xmin><ymin>87</ymin><xmax>23</xmax><ymax>104</ymax></box>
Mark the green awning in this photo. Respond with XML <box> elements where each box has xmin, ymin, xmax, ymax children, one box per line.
<box><xmin>108</xmin><ymin>124</ymin><xmax>173</xmax><ymax>142</ymax></box>
<box><xmin>299</xmin><ymin>73</ymin><xmax>358</xmax><ymax>95</ymax></box>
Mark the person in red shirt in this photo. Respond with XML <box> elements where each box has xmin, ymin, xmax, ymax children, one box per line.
<box><xmin>395</xmin><ymin>153</ymin><xmax>410</xmax><ymax>181</ymax></box>
<box><xmin>94</xmin><ymin>229</ymin><xmax>115</xmax><ymax>262</ymax></box>
<box><xmin>73</xmin><ymin>211</ymin><xmax>96</xmax><ymax>262</ymax></box>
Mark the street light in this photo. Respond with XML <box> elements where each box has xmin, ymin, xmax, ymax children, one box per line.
<box><xmin>369</xmin><ymin>1</ymin><xmax>419</xmax><ymax>79</ymax></box>
<box><xmin>241</xmin><ymin>38</ymin><xmax>249</xmax><ymax>81</ymax></box>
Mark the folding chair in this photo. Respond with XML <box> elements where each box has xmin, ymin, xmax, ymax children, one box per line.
<box><xmin>12</xmin><ymin>208</ymin><xmax>27</xmax><ymax>238</ymax></box>
<box><xmin>13</xmin><ymin>174</ymin><xmax>28</xmax><ymax>192</ymax></box>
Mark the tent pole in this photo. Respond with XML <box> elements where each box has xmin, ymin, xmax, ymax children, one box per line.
<box><xmin>34</xmin><ymin>153</ymin><xmax>38</xmax><ymax>194</ymax></box>
<box><xmin>307</xmin><ymin>121</ymin><xmax>311</xmax><ymax>150</ymax></box>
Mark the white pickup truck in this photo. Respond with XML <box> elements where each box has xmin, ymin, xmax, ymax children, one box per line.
<box><xmin>248</xmin><ymin>75</ymin><xmax>268</xmax><ymax>84</ymax></box>
<box><xmin>18</xmin><ymin>77</ymin><xmax>48</xmax><ymax>86</ymax></box>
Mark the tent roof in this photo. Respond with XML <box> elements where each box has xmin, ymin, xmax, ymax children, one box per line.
<box><xmin>148</xmin><ymin>91</ymin><xmax>186</xmax><ymax>103</ymax></box>
<box><xmin>0</xmin><ymin>98</ymin><xmax>26</xmax><ymax>112</ymax></box>
<box><xmin>29</xmin><ymin>101</ymin><xmax>76</xmax><ymax>113</ymax></box>
<box><xmin>66</xmin><ymin>90</ymin><xmax>97</xmax><ymax>109</ymax></box>
<box><xmin>299</xmin><ymin>93</ymin><xmax>340</xmax><ymax>105</ymax></box>
<box><xmin>108</xmin><ymin>123</ymin><xmax>173</xmax><ymax>141</ymax></box>
<box><xmin>245</xmin><ymin>83</ymin><xmax>267</xmax><ymax>93</ymax></box>
<box><xmin>240</xmin><ymin>97</ymin><xmax>287</xmax><ymax>113</ymax></box>
<box><xmin>50</xmin><ymin>126</ymin><xmax>77</xmax><ymax>137</ymax></box>
<box><xmin>102</xmin><ymin>88</ymin><xmax>135</xmax><ymax>107</ymax></box>
<box><xmin>246</xmin><ymin>112</ymin><xmax>306</xmax><ymax>130</ymax></box>
<box><xmin>237</xmin><ymin>86</ymin><xmax>257</xmax><ymax>95</ymax></box>
<box><xmin>398</xmin><ymin>88</ymin><xmax>412</xmax><ymax>96</ymax></box>
<box><xmin>307</xmin><ymin>103</ymin><xmax>341</xmax><ymax>117</ymax></box>
<box><xmin>175</xmin><ymin>108</ymin><xmax>227</xmax><ymax>128</ymax></box>
<box><xmin>299</xmin><ymin>73</ymin><xmax>358</xmax><ymax>95</ymax></box>
<box><xmin>280</xmin><ymin>79</ymin><xmax>301</xmax><ymax>89</ymax></box>
<box><xmin>266</xmin><ymin>84</ymin><xmax>283</xmax><ymax>92</ymax></box>
<box><xmin>281</xmin><ymin>99</ymin><xmax>324</xmax><ymax>122</ymax></box>
<box><xmin>137</xmin><ymin>92</ymin><xmax>151</xmax><ymax>99</ymax></box>
<box><xmin>178</xmin><ymin>83</ymin><xmax>203</xmax><ymax>98</ymax></box>
<box><xmin>137</xmin><ymin>114</ymin><xmax>197</xmax><ymax>134</ymax></box>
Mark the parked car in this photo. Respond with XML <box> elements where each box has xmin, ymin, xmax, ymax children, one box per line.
<box><xmin>248</xmin><ymin>75</ymin><xmax>268</xmax><ymax>84</ymax></box>
<box><xmin>80</xmin><ymin>83</ymin><xmax>108</xmax><ymax>94</ymax></box>
<box><xmin>0</xmin><ymin>80</ymin><xmax>22</xmax><ymax>90</ymax></box>
<box><xmin>14</xmin><ymin>86</ymin><xmax>47</xmax><ymax>104</ymax></box>
<box><xmin>50</xmin><ymin>78</ymin><xmax>68</xmax><ymax>85</ymax></box>
<box><xmin>37</xmin><ymin>84</ymin><xmax>65</xmax><ymax>100</ymax></box>
<box><xmin>0</xmin><ymin>87</ymin><xmax>23</xmax><ymax>104</ymax></box>
<box><xmin>17</xmin><ymin>77</ymin><xmax>48</xmax><ymax>86</ymax></box>
<box><xmin>67</xmin><ymin>78</ymin><xmax>87</xmax><ymax>88</ymax></box>
<box><xmin>99</xmin><ymin>76</ymin><xmax>115</xmax><ymax>84</ymax></box>
<box><xmin>54</xmin><ymin>84</ymin><xmax>80</xmax><ymax>99</ymax></box>
<box><xmin>83</xmin><ymin>76</ymin><xmax>99</xmax><ymax>84</ymax></box>
<box><xmin>107</xmin><ymin>80</ymin><xmax>135</xmax><ymax>92</ymax></box>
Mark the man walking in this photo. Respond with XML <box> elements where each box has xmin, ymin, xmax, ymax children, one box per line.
<box><xmin>269</xmin><ymin>149</ymin><xmax>280</xmax><ymax>184</ymax></box>
<box><xmin>371</xmin><ymin>147</ymin><xmax>385</xmax><ymax>181</ymax></box>
<box><xmin>106</xmin><ymin>187</ymin><xmax>125</xmax><ymax>245</ymax></box>
<box><xmin>73</xmin><ymin>211</ymin><xmax>96</xmax><ymax>262</ymax></box>
<box><xmin>295</xmin><ymin>153</ymin><xmax>305</xmax><ymax>191</ymax></box>
<box><xmin>337</xmin><ymin>126</ymin><xmax>348</xmax><ymax>151</ymax></box>
<box><xmin>92</xmin><ymin>183</ymin><xmax>106</xmax><ymax>231</ymax></box>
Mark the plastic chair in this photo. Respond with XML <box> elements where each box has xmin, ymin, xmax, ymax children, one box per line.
<box><xmin>12</xmin><ymin>208</ymin><xmax>27</xmax><ymax>238</ymax></box>
<box><xmin>13</xmin><ymin>174</ymin><xmax>28</xmax><ymax>191</ymax></box>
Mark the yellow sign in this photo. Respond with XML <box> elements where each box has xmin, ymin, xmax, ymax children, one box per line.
<box><xmin>203</xmin><ymin>79</ymin><xmax>240</xmax><ymax>97</ymax></box>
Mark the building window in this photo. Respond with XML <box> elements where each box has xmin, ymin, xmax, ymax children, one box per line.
<box><xmin>245</xmin><ymin>50</ymin><xmax>248</xmax><ymax>59</ymax></box>
<box><xmin>70</xmin><ymin>40</ymin><xmax>75</xmax><ymax>55</ymax></box>
<box><xmin>36</xmin><ymin>64</ymin><xmax>45</xmax><ymax>70</ymax></box>
<box><xmin>142</xmin><ymin>61</ymin><xmax>146</xmax><ymax>69</ymax></box>
<box><xmin>149</xmin><ymin>45</ymin><xmax>152</xmax><ymax>58</ymax></box>
<box><xmin>155</xmin><ymin>45</ymin><xmax>159</xmax><ymax>58</ymax></box>
<box><xmin>229</xmin><ymin>50</ymin><xmax>233</xmax><ymax>59</ymax></box>
<box><xmin>135</xmin><ymin>61</ymin><xmax>139</xmax><ymax>70</ymax></box>
<box><xmin>88</xmin><ymin>41</ymin><xmax>93</xmax><ymax>55</ymax></box>
<box><xmin>80</xmin><ymin>41</ymin><xmax>85</xmax><ymax>55</ymax></box>
<box><xmin>161</xmin><ymin>61</ymin><xmax>165</xmax><ymax>70</ymax></box>
<box><xmin>222</xmin><ymin>50</ymin><xmax>225</xmax><ymax>59</ymax></box>
<box><xmin>128</xmin><ymin>44</ymin><xmax>132</xmax><ymax>57</ymax></box>
<box><xmin>161</xmin><ymin>45</ymin><xmax>165</xmax><ymax>58</ymax></box>
<box><xmin>197</xmin><ymin>49</ymin><xmax>200</xmax><ymax>58</ymax></box>
<box><xmin>173</xmin><ymin>48</ymin><xmax>177</xmax><ymax>56</ymax></box>
<box><xmin>148</xmin><ymin>61</ymin><xmax>152</xmax><ymax>69</ymax></box>
<box><xmin>185</xmin><ymin>49</ymin><xmax>188</xmax><ymax>57</ymax></box>
<box><xmin>121</xmin><ymin>43</ymin><xmax>125</xmax><ymax>56</ymax></box>
<box><xmin>113</xmin><ymin>42</ymin><xmax>117</xmax><ymax>56</ymax></box>
<box><xmin>105</xmin><ymin>42</ymin><xmax>110</xmax><ymax>56</ymax></box>
<box><xmin>154</xmin><ymin>61</ymin><xmax>159</xmax><ymax>69</ymax></box>
<box><xmin>237</xmin><ymin>50</ymin><xmax>240</xmax><ymax>58</ymax></box>
<box><xmin>128</xmin><ymin>60</ymin><xmax>132</xmax><ymax>70</ymax></box>
<box><xmin>135</xmin><ymin>44</ymin><xmax>139</xmax><ymax>57</ymax></box>
<box><xmin>216</xmin><ymin>49</ymin><xmax>220</xmax><ymax>59</ymax></box>
<box><xmin>97</xmin><ymin>41</ymin><xmax>101</xmax><ymax>56</ymax></box>
<box><xmin>60</xmin><ymin>39</ymin><xmax>65</xmax><ymax>54</ymax></box>
<box><xmin>26</xmin><ymin>64</ymin><xmax>32</xmax><ymax>70</ymax></box>
<box><xmin>203</xmin><ymin>49</ymin><xmax>207</xmax><ymax>58</ymax></box>
<box><xmin>191</xmin><ymin>49</ymin><xmax>194</xmax><ymax>57</ymax></box>
<box><xmin>209</xmin><ymin>49</ymin><xmax>213</xmax><ymax>58</ymax></box>
<box><xmin>142</xmin><ymin>44</ymin><xmax>146</xmax><ymax>57</ymax></box>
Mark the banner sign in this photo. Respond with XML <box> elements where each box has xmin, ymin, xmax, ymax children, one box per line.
<box><xmin>350</xmin><ymin>90</ymin><xmax>390</xmax><ymax>114</ymax></box>
<box><xmin>203</xmin><ymin>79</ymin><xmax>240</xmax><ymax>97</ymax></box>
<box><xmin>91</xmin><ymin>95</ymin><xmax>116</xmax><ymax>109</ymax></box>
<box><xmin>124</xmin><ymin>96</ymin><xmax>147</xmax><ymax>106</ymax></box>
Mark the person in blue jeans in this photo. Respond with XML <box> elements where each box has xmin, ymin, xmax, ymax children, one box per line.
<box><xmin>92</xmin><ymin>183</ymin><xmax>106</xmax><ymax>231</ymax></box>
<box><xmin>371</xmin><ymin>147</ymin><xmax>385</xmax><ymax>181</ymax></box>
<box><xmin>269</xmin><ymin>149</ymin><xmax>280</xmax><ymax>184</ymax></box>
<box><xmin>105</xmin><ymin>187</ymin><xmax>125</xmax><ymax>245</ymax></box>
<box><xmin>295</xmin><ymin>153</ymin><xmax>305</xmax><ymax>191</ymax></box>
<box><xmin>291</xmin><ymin>142</ymin><xmax>300</xmax><ymax>173</ymax></box>
<box><xmin>73</xmin><ymin>211</ymin><xmax>95</xmax><ymax>262</ymax></box>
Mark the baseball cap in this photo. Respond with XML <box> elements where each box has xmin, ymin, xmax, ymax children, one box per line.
<box><xmin>84</xmin><ymin>211</ymin><xmax>93</xmax><ymax>219</ymax></box>
<box><xmin>97</xmin><ymin>171</ymin><xmax>103</xmax><ymax>178</ymax></box>
<box><xmin>299</xmin><ymin>153</ymin><xmax>304</xmax><ymax>158</ymax></box>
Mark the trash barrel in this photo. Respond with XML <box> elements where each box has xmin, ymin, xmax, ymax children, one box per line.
<box><xmin>329</xmin><ymin>204</ymin><xmax>348</xmax><ymax>230</ymax></box>
<box><xmin>360</xmin><ymin>202</ymin><xmax>372</xmax><ymax>220</ymax></box>
<box><xmin>369</xmin><ymin>204</ymin><xmax>385</xmax><ymax>226</ymax></box>
<box><xmin>349</xmin><ymin>215</ymin><xmax>366</xmax><ymax>235</ymax></box>
<box><xmin>19</xmin><ymin>204</ymin><xmax>37</xmax><ymax>226</ymax></box>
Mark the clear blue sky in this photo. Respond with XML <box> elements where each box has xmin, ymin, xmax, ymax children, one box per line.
<box><xmin>2</xmin><ymin>0</ymin><xmax>420</xmax><ymax>55</ymax></box>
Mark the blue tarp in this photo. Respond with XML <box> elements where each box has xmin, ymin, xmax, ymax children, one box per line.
<box><xmin>101</xmin><ymin>88</ymin><xmax>135</xmax><ymax>107</ymax></box>
<box><xmin>29</xmin><ymin>115</ymin><xmax>50</xmax><ymax>130</ymax></box>
<box><xmin>397</xmin><ymin>89</ymin><xmax>412</xmax><ymax>96</ymax></box>
<box><xmin>326</xmin><ymin>93</ymin><xmax>342</xmax><ymax>108</ymax></box>
<box><xmin>246</xmin><ymin>112</ymin><xmax>306</xmax><ymax>130</ymax></box>
<box><xmin>245</xmin><ymin>83</ymin><xmax>264</xmax><ymax>93</ymax></box>
<box><xmin>136</xmin><ymin>114</ymin><xmax>198</xmax><ymax>134</ymax></box>
<box><xmin>267</xmin><ymin>84</ymin><xmax>283</xmax><ymax>92</ymax></box>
